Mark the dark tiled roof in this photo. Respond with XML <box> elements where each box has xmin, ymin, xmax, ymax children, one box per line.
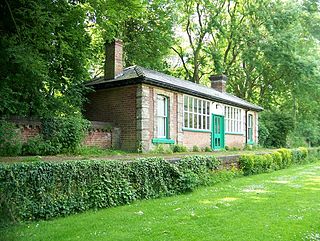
<box><xmin>86</xmin><ymin>66</ymin><xmax>263</xmax><ymax>111</ymax></box>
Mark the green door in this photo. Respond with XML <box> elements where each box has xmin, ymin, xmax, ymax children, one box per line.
<box><xmin>211</xmin><ymin>114</ymin><xmax>225</xmax><ymax>150</ymax></box>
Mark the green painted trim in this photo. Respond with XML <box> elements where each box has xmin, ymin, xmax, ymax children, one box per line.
<box><xmin>152</xmin><ymin>138</ymin><xmax>175</xmax><ymax>144</ymax></box>
<box><xmin>247</xmin><ymin>141</ymin><xmax>255</xmax><ymax>145</ymax></box>
<box><xmin>225</xmin><ymin>132</ymin><xmax>245</xmax><ymax>136</ymax></box>
<box><xmin>182</xmin><ymin>128</ymin><xmax>211</xmax><ymax>133</ymax></box>
<box><xmin>211</xmin><ymin>114</ymin><xmax>225</xmax><ymax>150</ymax></box>
<box><xmin>166</xmin><ymin>96</ymin><xmax>170</xmax><ymax>139</ymax></box>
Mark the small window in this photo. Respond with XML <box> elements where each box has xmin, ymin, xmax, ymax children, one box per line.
<box><xmin>247</xmin><ymin>114</ymin><xmax>253</xmax><ymax>142</ymax></box>
<box><xmin>157</xmin><ymin>95</ymin><xmax>168</xmax><ymax>138</ymax></box>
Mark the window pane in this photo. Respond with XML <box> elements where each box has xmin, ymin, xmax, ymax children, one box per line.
<box><xmin>157</xmin><ymin>96</ymin><xmax>165</xmax><ymax>116</ymax></box>
<box><xmin>194</xmin><ymin>99</ymin><xmax>197</xmax><ymax>113</ymax></box>
<box><xmin>189</xmin><ymin>97</ymin><xmax>193</xmax><ymax>112</ymax></box>
<box><xmin>184</xmin><ymin>113</ymin><xmax>188</xmax><ymax>128</ymax></box>
<box><xmin>198</xmin><ymin>100</ymin><xmax>202</xmax><ymax>113</ymax></box>
<box><xmin>189</xmin><ymin>113</ymin><xmax>193</xmax><ymax>128</ymax></box>
<box><xmin>194</xmin><ymin>113</ymin><xmax>197</xmax><ymax>128</ymax></box>
<box><xmin>203</xmin><ymin>102</ymin><xmax>206</xmax><ymax>114</ymax></box>
<box><xmin>184</xmin><ymin>96</ymin><xmax>188</xmax><ymax>111</ymax></box>
<box><xmin>207</xmin><ymin>102</ymin><xmax>210</xmax><ymax>115</ymax></box>
<box><xmin>207</xmin><ymin>116</ymin><xmax>210</xmax><ymax>129</ymax></box>
<box><xmin>157</xmin><ymin>117</ymin><xmax>165</xmax><ymax>138</ymax></box>
<box><xmin>203</xmin><ymin>116</ymin><xmax>206</xmax><ymax>129</ymax></box>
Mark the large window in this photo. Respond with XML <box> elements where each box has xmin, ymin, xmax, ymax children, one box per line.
<box><xmin>224</xmin><ymin>106</ymin><xmax>243</xmax><ymax>133</ymax></box>
<box><xmin>183</xmin><ymin>95</ymin><xmax>210</xmax><ymax>130</ymax></box>
<box><xmin>157</xmin><ymin>95</ymin><xmax>168</xmax><ymax>138</ymax></box>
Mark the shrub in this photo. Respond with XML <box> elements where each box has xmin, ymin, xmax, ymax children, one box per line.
<box><xmin>192</xmin><ymin>145</ymin><xmax>201</xmax><ymax>152</ymax></box>
<box><xmin>42</xmin><ymin>116</ymin><xmax>90</xmax><ymax>153</ymax></box>
<box><xmin>151</xmin><ymin>144</ymin><xmax>173</xmax><ymax>154</ymax></box>
<box><xmin>171</xmin><ymin>144</ymin><xmax>188</xmax><ymax>153</ymax></box>
<box><xmin>271</xmin><ymin>151</ymin><xmax>282</xmax><ymax>170</ymax></box>
<box><xmin>22</xmin><ymin>135</ymin><xmax>57</xmax><ymax>156</ymax></box>
<box><xmin>204</xmin><ymin>146</ymin><xmax>212</xmax><ymax>152</ymax></box>
<box><xmin>0</xmin><ymin>120</ymin><xmax>22</xmax><ymax>156</ymax></box>
<box><xmin>239</xmin><ymin>148</ymin><xmax>311</xmax><ymax>176</ymax></box>
<box><xmin>239</xmin><ymin>154</ymin><xmax>255</xmax><ymax>175</ymax></box>
<box><xmin>277</xmin><ymin>148</ymin><xmax>292</xmax><ymax>168</ymax></box>
<box><xmin>0</xmin><ymin>155</ymin><xmax>220</xmax><ymax>221</ymax></box>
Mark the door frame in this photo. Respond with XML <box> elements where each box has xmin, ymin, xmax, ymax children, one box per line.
<box><xmin>211</xmin><ymin>114</ymin><xmax>225</xmax><ymax>150</ymax></box>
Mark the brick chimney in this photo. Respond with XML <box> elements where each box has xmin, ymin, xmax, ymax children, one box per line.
<box><xmin>210</xmin><ymin>74</ymin><xmax>227</xmax><ymax>92</ymax></box>
<box><xmin>104</xmin><ymin>39</ymin><xmax>123</xmax><ymax>80</ymax></box>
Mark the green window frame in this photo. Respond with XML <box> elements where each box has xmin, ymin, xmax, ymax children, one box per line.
<box><xmin>247</xmin><ymin>114</ymin><xmax>254</xmax><ymax>144</ymax></box>
<box><xmin>156</xmin><ymin>95</ymin><xmax>168</xmax><ymax>138</ymax></box>
<box><xmin>152</xmin><ymin>95</ymin><xmax>175</xmax><ymax>144</ymax></box>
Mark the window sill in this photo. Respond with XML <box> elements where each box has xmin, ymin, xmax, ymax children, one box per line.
<box><xmin>225</xmin><ymin>132</ymin><xmax>245</xmax><ymax>136</ymax></box>
<box><xmin>182</xmin><ymin>128</ymin><xmax>211</xmax><ymax>133</ymax></box>
<box><xmin>152</xmin><ymin>138</ymin><xmax>175</xmax><ymax>144</ymax></box>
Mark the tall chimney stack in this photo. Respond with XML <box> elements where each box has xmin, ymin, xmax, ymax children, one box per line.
<box><xmin>210</xmin><ymin>74</ymin><xmax>227</xmax><ymax>92</ymax></box>
<box><xmin>104</xmin><ymin>39</ymin><xmax>123</xmax><ymax>80</ymax></box>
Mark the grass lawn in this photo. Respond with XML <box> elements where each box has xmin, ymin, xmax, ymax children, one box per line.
<box><xmin>2</xmin><ymin>161</ymin><xmax>320</xmax><ymax>241</ymax></box>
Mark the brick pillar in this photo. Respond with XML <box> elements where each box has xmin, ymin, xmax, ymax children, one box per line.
<box><xmin>104</xmin><ymin>39</ymin><xmax>123</xmax><ymax>80</ymax></box>
<box><xmin>210</xmin><ymin>74</ymin><xmax>228</xmax><ymax>92</ymax></box>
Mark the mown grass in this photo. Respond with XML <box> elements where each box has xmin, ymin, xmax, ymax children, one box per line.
<box><xmin>2</xmin><ymin>161</ymin><xmax>320</xmax><ymax>241</ymax></box>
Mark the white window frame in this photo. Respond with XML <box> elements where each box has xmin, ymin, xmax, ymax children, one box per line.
<box><xmin>183</xmin><ymin>95</ymin><xmax>210</xmax><ymax>131</ymax></box>
<box><xmin>224</xmin><ymin>105</ymin><xmax>243</xmax><ymax>134</ymax></box>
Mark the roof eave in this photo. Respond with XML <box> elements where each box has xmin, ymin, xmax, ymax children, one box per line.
<box><xmin>87</xmin><ymin>76</ymin><xmax>263</xmax><ymax>112</ymax></box>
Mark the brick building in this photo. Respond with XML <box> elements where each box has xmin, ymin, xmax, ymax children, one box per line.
<box><xmin>85</xmin><ymin>40</ymin><xmax>263</xmax><ymax>151</ymax></box>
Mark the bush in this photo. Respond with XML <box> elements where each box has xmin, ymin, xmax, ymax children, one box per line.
<box><xmin>0</xmin><ymin>120</ymin><xmax>22</xmax><ymax>156</ymax></box>
<box><xmin>192</xmin><ymin>145</ymin><xmax>201</xmax><ymax>152</ymax></box>
<box><xmin>203</xmin><ymin>146</ymin><xmax>212</xmax><ymax>152</ymax></box>
<box><xmin>171</xmin><ymin>144</ymin><xmax>188</xmax><ymax>153</ymax></box>
<box><xmin>0</xmin><ymin>155</ymin><xmax>220</xmax><ymax>221</ymax></box>
<box><xmin>239</xmin><ymin>148</ymin><xmax>311</xmax><ymax>176</ymax></box>
<box><xmin>42</xmin><ymin>116</ymin><xmax>90</xmax><ymax>153</ymax></box>
<box><xmin>151</xmin><ymin>144</ymin><xmax>173</xmax><ymax>154</ymax></box>
<box><xmin>22</xmin><ymin>135</ymin><xmax>56</xmax><ymax>156</ymax></box>
<box><xmin>259</xmin><ymin>110</ymin><xmax>294</xmax><ymax>148</ymax></box>
<box><xmin>21</xmin><ymin>116</ymin><xmax>90</xmax><ymax>156</ymax></box>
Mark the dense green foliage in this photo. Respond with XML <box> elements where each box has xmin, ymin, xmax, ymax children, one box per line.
<box><xmin>22</xmin><ymin>117</ymin><xmax>90</xmax><ymax>155</ymax></box>
<box><xmin>258</xmin><ymin>111</ymin><xmax>294</xmax><ymax>148</ymax></box>
<box><xmin>0</xmin><ymin>155</ymin><xmax>220</xmax><ymax>221</ymax></box>
<box><xmin>1</xmin><ymin>0</ymin><xmax>319</xmax><ymax>146</ymax></box>
<box><xmin>0</xmin><ymin>120</ymin><xmax>22</xmax><ymax>156</ymax></box>
<box><xmin>239</xmin><ymin>147</ymin><xmax>317</xmax><ymax>176</ymax></box>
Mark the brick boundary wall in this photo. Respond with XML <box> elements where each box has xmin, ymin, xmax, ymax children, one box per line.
<box><xmin>8</xmin><ymin>118</ymin><xmax>119</xmax><ymax>149</ymax></box>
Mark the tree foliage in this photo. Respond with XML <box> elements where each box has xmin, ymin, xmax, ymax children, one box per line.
<box><xmin>0</xmin><ymin>0</ymin><xmax>319</xmax><ymax>147</ymax></box>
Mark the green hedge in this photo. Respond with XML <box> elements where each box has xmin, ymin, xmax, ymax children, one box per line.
<box><xmin>239</xmin><ymin>147</ymin><xmax>319</xmax><ymax>176</ymax></box>
<box><xmin>0</xmin><ymin>155</ymin><xmax>220</xmax><ymax>222</ymax></box>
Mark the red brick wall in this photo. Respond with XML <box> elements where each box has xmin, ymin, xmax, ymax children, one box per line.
<box><xmin>225</xmin><ymin>134</ymin><xmax>246</xmax><ymax>148</ymax></box>
<box><xmin>183</xmin><ymin>131</ymin><xmax>211</xmax><ymax>149</ymax></box>
<box><xmin>21</xmin><ymin>126</ymin><xmax>41</xmax><ymax>142</ymax></box>
<box><xmin>84</xmin><ymin>85</ymin><xmax>137</xmax><ymax>150</ymax></box>
<box><xmin>84</xmin><ymin>130</ymin><xmax>111</xmax><ymax>148</ymax></box>
<box><xmin>14</xmin><ymin>122</ymin><xmax>113</xmax><ymax>149</ymax></box>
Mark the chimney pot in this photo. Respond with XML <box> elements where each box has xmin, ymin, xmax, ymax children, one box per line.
<box><xmin>104</xmin><ymin>39</ymin><xmax>123</xmax><ymax>80</ymax></box>
<box><xmin>210</xmin><ymin>74</ymin><xmax>227</xmax><ymax>92</ymax></box>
